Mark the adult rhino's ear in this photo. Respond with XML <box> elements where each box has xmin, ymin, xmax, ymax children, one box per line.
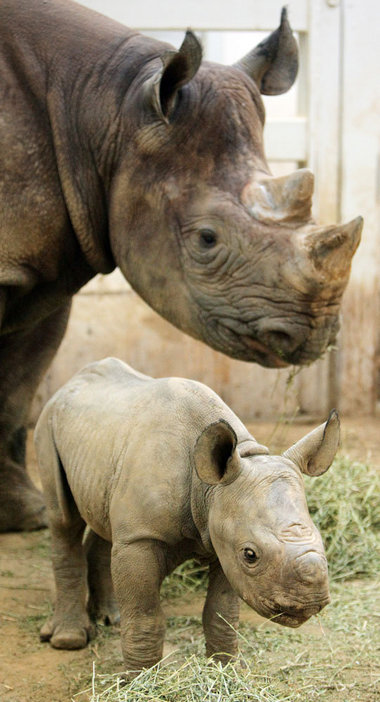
<box><xmin>193</xmin><ymin>420</ymin><xmax>241</xmax><ymax>486</ymax></box>
<box><xmin>283</xmin><ymin>410</ymin><xmax>340</xmax><ymax>477</ymax></box>
<box><xmin>148</xmin><ymin>30</ymin><xmax>202</xmax><ymax>124</ymax></box>
<box><xmin>234</xmin><ymin>7</ymin><xmax>298</xmax><ymax>95</ymax></box>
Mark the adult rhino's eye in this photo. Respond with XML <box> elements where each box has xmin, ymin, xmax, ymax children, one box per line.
<box><xmin>243</xmin><ymin>547</ymin><xmax>258</xmax><ymax>564</ymax></box>
<box><xmin>199</xmin><ymin>229</ymin><xmax>217</xmax><ymax>249</ymax></box>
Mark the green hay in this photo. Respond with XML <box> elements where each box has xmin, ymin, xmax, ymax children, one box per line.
<box><xmin>161</xmin><ymin>561</ymin><xmax>209</xmax><ymax>600</ymax></box>
<box><xmin>305</xmin><ymin>456</ymin><xmax>380</xmax><ymax>581</ymax></box>
<box><xmin>79</xmin><ymin>580</ymin><xmax>380</xmax><ymax>702</ymax></box>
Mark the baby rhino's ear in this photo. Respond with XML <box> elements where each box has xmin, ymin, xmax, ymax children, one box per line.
<box><xmin>283</xmin><ymin>410</ymin><xmax>340</xmax><ymax>477</ymax></box>
<box><xmin>193</xmin><ymin>420</ymin><xmax>241</xmax><ymax>485</ymax></box>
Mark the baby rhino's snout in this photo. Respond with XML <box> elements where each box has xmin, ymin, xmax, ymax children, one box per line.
<box><xmin>293</xmin><ymin>551</ymin><xmax>331</xmax><ymax>613</ymax></box>
<box><xmin>294</xmin><ymin>551</ymin><xmax>329</xmax><ymax>587</ymax></box>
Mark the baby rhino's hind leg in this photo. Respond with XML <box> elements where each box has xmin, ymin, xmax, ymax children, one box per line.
<box><xmin>85</xmin><ymin>530</ymin><xmax>120</xmax><ymax>626</ymax></box>
<box><xmin>40</xmin><ymin>516</ymin><xmax>94</xmax><ymax>649</ymax></box>
<box><xmin>35</xmin><ymin>415</ymin><xmax>93</xmax><ymax>649</ymax></box>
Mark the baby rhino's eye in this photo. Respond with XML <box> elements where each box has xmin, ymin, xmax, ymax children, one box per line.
<box><xmin>199</xmin><ymin>229</ymin><xmax>218</xmax><ymax>248</ymax></box>
<box><xmin>243</xmin><ymin>547</ymin><xmax>258</xmax><ymax>564</ymax></box>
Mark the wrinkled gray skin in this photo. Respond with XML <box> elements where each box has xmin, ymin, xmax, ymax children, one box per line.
<box><xmin>0</xmin><ymin>0</ymin><xmax>361</xmax><ymax>532</ymax></box>
<box><xmin>35</xmin><ymin>358</ymin><xmax>340</xmax><ymax>673</ymax></box>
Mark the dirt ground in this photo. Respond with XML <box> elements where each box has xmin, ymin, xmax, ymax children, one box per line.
<box><xmin>0</xmin><ymin>417</ymin><xmax>379</xmax><ymax>702</ymax></box>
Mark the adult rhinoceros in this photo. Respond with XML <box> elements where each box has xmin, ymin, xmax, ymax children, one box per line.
<box><xmin>0</xmin><ymin>0</ymin><xmax>362</xmax><ymax>531</ymax></box>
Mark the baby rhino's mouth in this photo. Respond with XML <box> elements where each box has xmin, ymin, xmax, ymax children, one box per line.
<box><xmin>254</xmin><ymin>595</ymin><xmax>330</xmax><ymax>628</ymax></box>
<box><xmin>271</xmin><ymin>610</ymin><xmax>315</xmax><ymax>628</ymax></box>
<box><xmin>270</xmin><ymin>598</ymin><xmax>330</xmax><ymax>628</ymax></box>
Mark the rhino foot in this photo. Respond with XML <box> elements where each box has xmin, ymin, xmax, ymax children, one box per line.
<box><xmin>40</xmin><ymin>617</ymin><xmax>95</xmax><ymax>649</ymax></box>
<box><xmin>87</xmin><ymin>598</ymin><xmax>120</xmax><ymax>626</ymax></box>
<box><xmin>15</xmin><ymin>502</ymin><xmax>47</xmax><ymax>532</ymax></box>
<box><xmin>51</xmin><ymin>628</ymin><xmax>91</xmax><ymax>650</ymax></box>
<box><xmin>206</xmin><ymin>650</ymin><xmax>237</xmax><ymax>666</ymax></box>
<box><xmin>0</xmin><ymin>474</ymin><xmax>47</xmax><ymax>533</ymax></box>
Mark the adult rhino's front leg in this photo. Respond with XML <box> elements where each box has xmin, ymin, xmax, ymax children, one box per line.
<box><xmin>111</xmin><ymin>540</ymin><xmax>167</xmax><ymax>675</ymax></box>
<box><xmin>0</xmin><ymin>302</ymin><xmax>71</xmax><ymax>532</ymax></box>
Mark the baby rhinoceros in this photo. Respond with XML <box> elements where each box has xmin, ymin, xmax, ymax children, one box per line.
<box><xmin>35</xmin><ymin>358</ymin><xmax>339</xmax><ymax>673</ymax></box>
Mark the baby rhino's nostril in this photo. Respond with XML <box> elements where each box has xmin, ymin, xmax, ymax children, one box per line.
<box><xmin>294</xmin><ymin>552</ymin><xmax>328</xmax><ymax>585</ymax></box>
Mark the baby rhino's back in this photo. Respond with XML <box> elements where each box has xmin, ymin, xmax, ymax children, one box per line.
<box><xmin>35</xmin><ymin>358</ymin><xmax>252</xmax><ymax>541</ymax></box>
<box><xmin>34</xmin><ymin>359</ymin><xmax>154</xmax><ymax>537</ymax></box>
<box><xmin>45</xmin><ymin>357</ymin><xmax>152</xmax><ymax>470</ymax></box>
<box><xmin>49</xmin><ymin>357</ymin><xmax>251</xmax><ymax>459</ymax></box>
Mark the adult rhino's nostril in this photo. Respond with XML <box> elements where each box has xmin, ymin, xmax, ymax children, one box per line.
<box><xmin>263</xmin><ymin>330</ymin><xmax>298</xmax><ymax>355</ymax></box>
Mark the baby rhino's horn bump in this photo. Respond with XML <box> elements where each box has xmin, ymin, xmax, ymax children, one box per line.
<box><xmin>239</xmin><ymin>440</ymin><xmax>269</xmax><ymax>457</ymax></box>
<box><xmin>294</xmin><ymin>552</ymin><xmax>328</xmax><ymax>586</ymax></box>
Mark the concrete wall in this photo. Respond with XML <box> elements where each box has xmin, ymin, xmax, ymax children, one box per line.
<box><xmin>31</xmin><ymin>271</ymin><xmax>331</xmax><ymax>423</ymax></box>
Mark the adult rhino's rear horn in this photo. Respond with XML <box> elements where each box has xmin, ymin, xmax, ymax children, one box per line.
<box><xmin>305</xmin><ymin>217</ymin><xmax>363</xmax><ymax>279</ymax></box>
<box><xmin>245</xmin><ymin>169</ymin><xmax>314</xmax><ymax>224</ymax></box>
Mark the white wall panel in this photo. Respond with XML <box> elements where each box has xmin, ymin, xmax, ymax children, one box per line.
<box><xmin>77</xmin><ymin>0</ymin><xmax>308</xmax><ymax>31</ymax></box>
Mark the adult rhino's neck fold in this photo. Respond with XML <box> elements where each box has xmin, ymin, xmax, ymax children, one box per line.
<box><xmin>44</xmin><ymin>48</ymin><xmax>128</xmax><ymax>275</ymax></box>
<box><xmin>47</xmin><ymin>91</ymin><xmax>116</xmax><ymax>275</ymax></box>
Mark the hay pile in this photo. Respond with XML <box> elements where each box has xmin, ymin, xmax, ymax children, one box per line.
<box><xmin>305</xmin><ymin>456</ymin><xmax>380</xmax><ymax>580</ymax></box>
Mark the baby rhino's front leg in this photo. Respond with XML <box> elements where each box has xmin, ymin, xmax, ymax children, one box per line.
<box><xmin>111</xmin><ymin>540</ymin><xmax>166</xmax><ymax>674</ymax></box>
<box><xmin>203</xmin><ymin>560</ymin><xmax>240</xmax><ymax>663</ymax></box>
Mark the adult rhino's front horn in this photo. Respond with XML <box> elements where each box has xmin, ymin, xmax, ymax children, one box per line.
<box><xmin>238</xmin><ymin>166</ymin><xmax>362</xmax><ymax>365</ymax></box>
<box><xmin>243</xmin><ymin>168</ymin><xmax>363</xmax><ymax>284</ymax></box>
<box><xmin>303</xmin><ymin>218</ymin><xmax>363</xmax><ymax>282</ymax></box>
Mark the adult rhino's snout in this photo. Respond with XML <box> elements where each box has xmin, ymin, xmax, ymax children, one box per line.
<box><xmin>257</xmin><ymin>321</ymin><xmax>310</xmax><ymax>358</ymax></box>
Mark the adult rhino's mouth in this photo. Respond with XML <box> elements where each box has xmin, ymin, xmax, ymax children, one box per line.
<box><xmin>203</xmin><ymin>314</ymin><xmax>338</xmax><ymax>367</ymax></box>
<box><xmin>240</xmin><ymin>334</ymin><xmax>289</xmax><ymax>368</ymax></box>
<box><xmin>204</xmin><ymin>319</ymin><xmax>290</xmax><ymax>367</ymax></box>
